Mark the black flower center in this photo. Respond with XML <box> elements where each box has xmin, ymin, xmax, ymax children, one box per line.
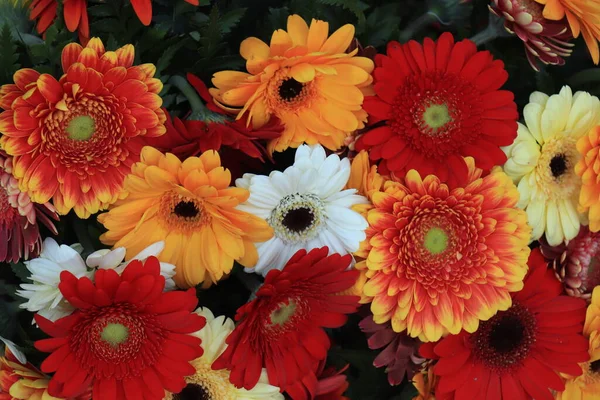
<box><xmin>278</xmin><ymin>78</ymin><xmax>304</xmax><ymax>101</ymax></box>
<box><xmin>282</xmin><ymin>207</ymin><xmax>314</xmax><ymax>232</ymax></box>
<box><xmin>550</xmin><ymin>154</ymin><xmax>568</xmax><ymax>178</ymax></box>
<box><xmin>174</xmin><ymin>384</ymin><xmax>210</xmax><ymax>400</ymax></box>
<box><xmin>173</xmin><ymin>201</ymin><xmax>199</xmax><ymax>218</ymax></box>
<box><xmin>590</xmin><ymin>360</ymin><xmax>600</xmax><ymax>374</ymax></box>
<box><xmin>488</xmin><ymin>315</ymin><xmax>524</xmax><ymax>353</ymax></box>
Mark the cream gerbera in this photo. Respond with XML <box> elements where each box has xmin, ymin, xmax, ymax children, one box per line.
<box><xmin>163</xmin><ymin>307</ymin><xmax>283</xmax><ymax>400</ymax></box>
<box><xmin>502</xmin><ymin>86</ymin><xmax>600</xmax><ymax>245</ymax></box>
<box><xmin>236</xmin><ymin>144</ymin><xmax>368</xmax><ymax>276</ymax></box>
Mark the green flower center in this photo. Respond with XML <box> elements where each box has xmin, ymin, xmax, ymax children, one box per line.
<box><xmin>424</xmin><ymin>227</ymin><xmax>448</xmax><ymax>255</ymax></box>
<box><xmin>270</xmin><ymin>299</ymin><xmax>297</xmax><ymax>326</ymax></box>
<box><xmin>421</xmin><ymin>103</ymin><xmax>452</xmax><ymax>133</ymax></box>
<box><xmin>66</xmin><ymin>115</ymin><xmax>96</xmax><ymax>141</ymax></box>
<box><xmin>100</xmin><ymin>323</ymin><xmax>129</xmax><ymax>347</ymax></box>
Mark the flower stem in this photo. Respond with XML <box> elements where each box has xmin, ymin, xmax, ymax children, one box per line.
<box><xmin>168</xmin><ymin>75</ymin><xmax>209</xmax><ymax>120</ymax></box>
<box><xmin>399</xmin><ymin>12</ymin><xmax>437</xmax><ymax>43</ymax></box>
<box><xmin>469</xmin><ymin>14</ymin><xmax>509</xmax><ymax>47</ymax></box>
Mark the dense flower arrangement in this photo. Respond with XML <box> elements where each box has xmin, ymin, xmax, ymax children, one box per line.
<box><xmin>3</xmin><ymin>1</ymin><xmax>600</xmax><ymax>399</ymax></box>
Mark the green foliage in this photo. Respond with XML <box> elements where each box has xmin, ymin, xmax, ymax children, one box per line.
<box><xmin>317</xmin><ymin>0</ymin><xmax>369</xmax><ymax>26</ymax></box>
<box><xmin>0</xmin><ymin>23</ymin><xmax>20</xmax><ymax>83</ymax></box>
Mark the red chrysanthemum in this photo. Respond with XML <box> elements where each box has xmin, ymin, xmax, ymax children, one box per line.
<box><xmin>33</xmin><ymin>257</ymin><xmax>206</xmax><ymax>400</ymax></box>
<box><xmin>356</xmin><ymin>32</ymin><xmax>518</xmax><ymax>187</ymax></box>
<box><xmin>0</xmin><ymin>37</ymin><xmax>167</xmax><ymax>218</ymax></box>
<box><xmin>145</xmin><ymin>73</ymin><xmax>283</xmax><ymax>178</ymax></box>
<box><xmin>0</xmin><ymin>151</ymin><xmax>58</xmax><ymax>263</ymax></box>
<box><xmin>212</xmin><ymin>247</ymin><xmax>360</xmax><ymax>397</ymax></box>
<box><xmin>425</xmin><ymin>249</ymin><xmax>589</xmax><ymax>400</ymax></box>
<box><xmin>29</xmin><ymin>0</ymin><xmax>90</xmax><ymax>44</ymax></box>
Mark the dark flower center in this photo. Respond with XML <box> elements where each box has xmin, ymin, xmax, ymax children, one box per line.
<box><xmin>173</xmin><ymin>201</ymin><xmax>200</xmax><ymax>218</ymax></box>
<box><xmin>278</xmin><ymin>78</ymin><xmax>304</xmax><ymax>101</ymax></box>
<box><xmin>282</xmin><ymin>207</ymin><xmax>314</xmax><ymax>232</ymax></box>
<box><xmin>471</xmin><ymin>302</ymin><xmax>537</xmax><ymax>373</ymax></box>
<box><xmin>174</xmin><ymin>384</ymin><xmax>210</xmax><ymax>400</ymax></box>
<box><xmin>550</xmin><ymin>154</ymin><xmax>568</xmax><ymax>178</ymax></box>
<box><xmin>590</xmin><ymin>360</ymin><xmax>600</xmax><ymax>374</ymax></box>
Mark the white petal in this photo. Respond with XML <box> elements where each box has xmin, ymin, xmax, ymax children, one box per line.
<box><xmin>558</xmin><ymin>198</ymin><xmax>581</xmax><ymax>242</ymax></box>
<box><xmin>132</xmin><ymin>241</ymin><xmax>165</xmax><ymax>261</ymax></box>
<box><xmin>325</xmin><ymin>205</ymin><xmax>368</xmax><ymax>230</ymax></box>
<box><xmin>0</xmin><ymin>337</ymin><xmax>26</xmax><ymax>364</ymax></box>
<box><xmin>235</xmin><ymin>173</ymin><xmax>256</xmax><ymax>189</ymax></box>
<box><xmin>523</xmin><ymin>103</ymin><xmax>545</xmax><ymax>144</ymax></box>
<box><xmin>545</xmin><ymin>200</ymin><xmax>564</xmax><ymax>246</ymax></box>
<box><xmin>526</xmin><ymin>199</ymin><xmax>546</xmax><ymax>242</ymax></box>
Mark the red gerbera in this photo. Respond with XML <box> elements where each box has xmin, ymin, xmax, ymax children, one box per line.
<box><xmin>212</xmin><ymin>247</ymin><xmax>360</xmax><ymax>396</ymax></box>
<box><xmin>356</xmin><ymin>32</ymin><xmax>518</xmax><ymax>187</ymax></box>
<box><xmin>145</xmin><ymin>73</ymin><xmax>282</xmax><ymax>178</ymax></box>
<box><xmin>29</xmin><ymin>0</ymin><xmax>89</xmax><ymax>44</ymax></box>
<box><xmin>424</xmin><ymin>249</ymin><xmax>589</xmax><ymax>400</ymax></box>
<box><xmin>33</xmin><ymin>257</ymin><xmax>206</xmax><ymax>400</ymax></box>
<box><xmin>130</xmin><ymin>0</ymin><xmax>199</xmax><ymax>25</ymax></box>
<box><xmin>283</xmin><ymin>358</ymin><xmax>351</xmax><ymax>400</ymax></box>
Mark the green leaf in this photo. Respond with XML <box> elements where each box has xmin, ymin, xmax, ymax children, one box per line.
<box><xmin>10</xmin><ymin>262</ymin><xmax>31</xmax><ymax>284</ymax></box>
<box><xmin>317</xmin><ymin>0</ymin><xmax>369</xmax><ymax>25</ymax></box>
<box><xmin>0</xmin><ymin>23</ymin><xmax>20</xmax><ymax>84</ymax></box>
<box><xmin>219</xmin><ymin>7</ymin><xmax>247</xmax><ymax>34</ymax></box>
<box><xmin>155</xmin><ymin>40</ymin><xmax>188</xmax><ymax>76</ymax></box>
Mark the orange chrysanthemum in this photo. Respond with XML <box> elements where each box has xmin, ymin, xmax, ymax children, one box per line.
<box><xmin>534</xmin><ymin>0</ymin><xmax>600</xmax><ymax>64</ymax></box>
<box><xmin>363</xmin><ymin>159</ymin><xmax>531</xmax><ymax>342</ymax></box>
<box><xmin>98</xmin><ymin>146</ymin><xmax>273</xmax><ymax>289</ymax></box>
<box><xmin>209</xmin><ymin>14</ymin><xmax>374</xmax><ymax>154</ymax></box>
<box><xmin>0</xmin><ymin>38</ymin><xmax>167</xmax><ymax>219</ymax></box>
<box><xmin>576</xmin><ymin>125</ymin><xmax>600</xmax><ymax>231</ymax></box>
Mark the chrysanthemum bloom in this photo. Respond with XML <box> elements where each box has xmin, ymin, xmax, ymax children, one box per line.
<box><xmin>355</xmin><ymin>32</ymin><xmax>518</xmax><ymax>187</ymax></box>
<box><xmin>411</xmin><ymin>367</ymin><xmax>436</xmax><ymax>400</ymax></box>
<box><xmin>489</xmin><ymin>0</ymin><xmax>573</xmax><ymax>71</ymax></box>
<box><xmin>363</xmin><ymin>158</ymin><xmax>531</xmax><ymax>342</ymax></box>
<box><xmin>213</xmin><ymin>247</ymin><xmax>360</xmax><ymax>393</ymax></box>
<box><xmin>236</xmin><ymin>144</ymin><xmax>368</xmax><ymax>276</ymax></box>
<box><xmin>0</xmin><ymin>152</ymin><xmax>58</xmax><ymax>263</ymax></box>
<box><xmin>533</xmin><ymin>0</ymin><xmax>600</xmax><ymax>64</ymax></box>
<box><xmin>209</xmin><ymin>14</ymin><xmax>374</xmax><ymax>153</ymax></box>
<box><xmin>163</xmin><ymin>307</ymin><xmax>283</xmax><ymax>400</ymax></box>
<box><xmin>539</xmin><ymin>226</ymin><xmax>600</xmax><ymax>299</ymax></box>
<box><xmin>429</xmin><ymin>249</ymin><xmax>589</xmax><ymax>400</ymax></box>
<box><xmin>0</xmin><ymin>38</ymin><xmax>167</xmax><ymax>219</ymax></box>
<box><xmin>145</xmin><ymin>73</ymin><xmax>283</xmax><ymax>178</ymax></box>
<box><xmin>502</xmin><ymin>86</ymin><xmax>600</xmax><ymax>245</ymax></box>
<box><xmin>576</xmin><ymin>125</ymin><xmax>600</xmax><ymax>231</ymax></box>
<box><xmin>359</xmin><ymin>315</ymin><xmax>426</xmax><ymax>386</ymax></box>
<box><xmin>34</xmin><ymin>257</ymin><xmax>206</xmax><ymax>399</ymax></box>
<box><xmin>98</xmin><ymin>146</ymin><xmax>273</xmax><ymax>288</ymax></box>
<box><xmin>556</xmin><ymin>286</ymin><xmax>600</xmax><ymax>399</ymax></box>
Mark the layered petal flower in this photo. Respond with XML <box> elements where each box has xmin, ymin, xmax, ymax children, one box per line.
<box><xmin>576</xmin><ymin>125</ymin><xmax>600</xmax><ymax>232</ymax></box>
<box><xmin>210</xmin><ymin>14</ymin><xmax>374</xmax><ymax>153</ymax></box>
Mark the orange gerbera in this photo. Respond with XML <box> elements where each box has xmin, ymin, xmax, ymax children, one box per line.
<box><xmin>363</xmin><ymin>159</ymin><xmax>531</xmax><ymax>342</ymax></box>
<box><xmin>534</xmin><ymin>0</ymin><xmax>600</xmax><ymax>64</ymax></box>
<box><xmin>98</xmin><ymin>146</ymin><xmax>273</xmax><ymax>288</ymax></box>
<box><xmin>0</xmin><ymin>38</ymin><xmax>167</xmax><ymax>219</ymax></box>
<box><xmin>576</xmin><ymin>125</ymin><xmax>600</xmax><ymax>231</ymax></box>
<box><xmin>209</xmin><ymin>14</ymin><xmax>374</xmax><ymax>154</ymax></box>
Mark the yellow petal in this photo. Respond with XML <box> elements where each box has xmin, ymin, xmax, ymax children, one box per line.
<box><xmin>270</xmin><ymin>29</ymin><xmax>293</xmax><ymax>57</ymax></box>
<box><xmin>240</xmin><ymin>37</ymin><xmax>270</xmax><ymax>61</ymax></box>
<box><xmin>287</xmin><ymin>14</ymin><xmax>309</xmax><ymax>46</ymax></box>
<box><xmin>306</xmin><ymin>19</ymin><xmax>329</xmax><ymax>52</ymax></box>
<box><xmin>238</xmin><ymin>239</ymin><xmax>258</xmax><ymax>267</ymax></box>
<box><xmin>199</xmin><ymin>150</ymin><xmax>222</xmax><ymax>172</ymax></box>
<box><xmin>290</xmin><ymin>63</ymin><xmax>315</xmax><ymax>83</ymax></box>
<box><xmin>212</xmin><ymin>71</ymin><xmax>252</xmax><ymax>90</ymax></box>
<box><xmin>320</xmin><ymin>24</ymin><xmax>355</xmax><ymax>54</ymax></box>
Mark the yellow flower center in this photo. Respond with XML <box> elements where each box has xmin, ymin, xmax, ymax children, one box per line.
<box><xmin>534</xmin><ymin>136</ymin><xmax>581</xmax><ymax>200</ymax></box>
<box><xmin>270</xmin><ymin>299</ymin><xmax>297</xmax><ymax>326</ymax></box>
<box><xmin>421</xmin><ymin>103</ymin><xmax>452</xmax><ymax>134</ymax></box>
<box><xmin>100</xmin><ymin>323</ymin><xmax>129</xmax><ymax>347</ymax></box>
<box><xmin>159</xmin><ymin>191</ymin><xmax>210</xmax><ymax>232</ymax></box>
<box><xmin>66</xmin><ymin>115</ymin><xmax>96</xmax><ymax>141</ymax></box>
<box><xmin>165</xmin><ymin>360</ymin><xmax>237</xmax><ymax>400</ymax></box>
<box><xmin>424</xmin><ymin>227</ymin><xmax>448</xmax><ymax>255</ymax></box>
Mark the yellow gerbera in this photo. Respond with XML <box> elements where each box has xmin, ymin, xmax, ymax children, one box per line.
<box><xmin>209</xmin><ymin>14</ymin><xmax>374</xmax><ymax>154</ymax></box>
<box><xmin>98</xmin><ymin>146</ymin><xmax>273</xmax><ymax>288</ymax></box>
<box><xmin>556</xmin><ymin>286</ymin><xmax>600</xmax><ymax>400</ymax></box>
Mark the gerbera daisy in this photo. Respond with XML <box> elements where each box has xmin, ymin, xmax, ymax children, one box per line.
<box><xmin>359</xmin><ymin>315</ymin><xmax>426</xmax><ymax>385</ymax></box>
<box><xmin>363</xmin><ymin>158</ymin><xmax>531</xmax><ymax>342</ymax></box>
<box><xmin>534</xmin><ymin>0</ymin><xmax>600</xmax><ymax>64</ymax></box>
<box><xmin>212</xmin><ymin>247</ymin><xmax>360</xmax><ymax>393</ymax></box>
<box><xmin>34</xmin><ymin>257</ymin><xmax>206</xmax><ymax>399</ymax></box>
<box><xmin>98</xmin><ymin>146</ymin><xmax>273</xmax><ymax>288</ymax></box>
<box><xmin>539</xmin><ymin>226</ymin><xmax>600</xmax><ymax>299</ymax></box>
<box><xmin>163</xmin><ymin>307</ymin><xmax>283</xmax><ymax>400</ymax></box>
<box><xmin>209</xmin><ymin>14</ymin><xmax>374</xmax><ymax>154</ymax></box>
<box><xmin>430</xmin><ymin>249</ymin><xmax>589</xmax><ymax>400</ymax></box>
<box><xmin>285</xmin><ymin>359</ymin><xmax>350</xmax><ymax>400</ymax></box>
<box><xmin>17</xmin><ymin>238</ymin><xmax>93</xmax><ymax>322</ymax></box>
<box><xmin>576</xmin><ymin>125</ymin><xmax>600</xmax><ymax>231</ymax></box>
<box><xmin>355</xmin><ymin>32</ymin><xmax>518</xmax><ymax>187</ymax></box>
<box><xmin>145</xmin><ymin>73</ymin><xmax>283</xmax><ymax>179</ymax></box>
<box><xmin>0</xmin><ymin>152</ymin><xmax>58</xmax><ymax>263</ymax></box>
<box><xmin>129</xmin><ymin>0</ymin><xmax>199</xmax><ymax>25</ymax></box>
<box><xmin>489</xmin><ymin>0</ymin><xmax>574</xmax><ymax>71</ymax></box>
<box><xmin>235</xmin><ymin>144</ymin><xmax>368</xmax><ymax>276</ymax></box>
<box><xmin>502</xmin><ymin>86</ymin><xmax>600</xmax><ymax>245</ymax></box>
<box><xmin>556</xmin><ymin>286</ymin><xmax>600</xmax><ymax>399</ymax></box>
<box><xmin>29</xmin><ymin>0</ymin><xmax>89</xmax><ymax>43</ymax></box>
<box><xmin>0</xmin><ymin>38</ymin><xmax>167</xmax><ymax>219</ymax></box>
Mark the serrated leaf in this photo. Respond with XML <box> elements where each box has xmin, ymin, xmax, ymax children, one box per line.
<box><xmin>10</xmin><ymin>262</ymin><xmax>31</xmax><ymax>284</ymax></box>
<box><xmin>219</xmin><ymin>8</ymin><xmax>247</xmax><ymax>34</ymax></box>
<box><xmin>155</xmin><ymin>40</ymin><xmax>188</xmax><ymax>76</ymax></box>
<box><xmin>317</xmin><ymin>0</ymin><xmax>369</xmax><ymax>24</ymax></box>
<box><xmin>0</xmin><ymin>23</ymin><xmax>20</xmax><ymax>83</ymax></box>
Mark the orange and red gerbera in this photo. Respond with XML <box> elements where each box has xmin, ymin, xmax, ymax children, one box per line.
<box><xmin>212</xmin><ymin>247</ymin><xmax>360</xmax><ymax>399</ymax></box>
<box><xmin>422</xmin><ymin>249</ymin><xmax>590</xmax><ymax>400</ymax></box>
<box><xmin>356</xmin><ymin>32</ymin><xmax>518</xmax><ymax>187</ymax></box>
<box><xmin>34</xmin><ymin>257</ymin><xmax>206</xmax><ymax>400</ymax></box>
<box><xmin>0</xmin><ymin>37</ymin><xmax>167</xmax><ymax>219</ymax></box>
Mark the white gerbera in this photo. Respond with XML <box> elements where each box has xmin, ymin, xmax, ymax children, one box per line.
<box><xmin>163</xmin><ymin>307</ymin><xmax>283</xmax><ymax>400</ymax></box>
<box><xmin>86</xmin><ymin>241</ymin><xmax>177</xmax><ymax>291</ymax></box>
<box><xmin>236</xmin><ymin>144</ymin><xmax>369</xmax><ymax>276</ymax></box>
<box><xmin>16</xmin><ymin>238</ymin><xmax>93</xmax><ymax>321</ymax></box>
<box><xmin>502</xmin><ymin>86</ymin><xmax>600</xmax><ymax>246</ymax></box>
